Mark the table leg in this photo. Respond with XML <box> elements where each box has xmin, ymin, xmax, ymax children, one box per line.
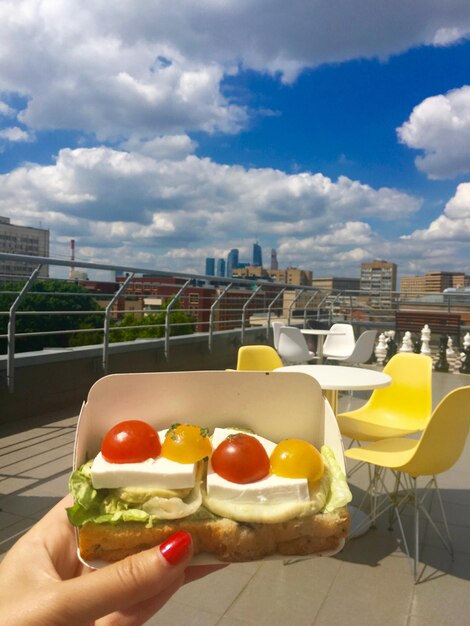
<box><xmin>324</xmin><ymin>389</ymin><xmax>338</xmax><ymax>415</ymax></box>
<box><xmin>317</xmin><ymin>336</ymin><xmax>324</xmax><ymax>362</ymax></box>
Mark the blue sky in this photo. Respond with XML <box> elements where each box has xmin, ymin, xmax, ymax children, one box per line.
<box><xmin>1</xmin><ymin>1</ymin><xmax>470</xmax><ymax>280</ymax></box>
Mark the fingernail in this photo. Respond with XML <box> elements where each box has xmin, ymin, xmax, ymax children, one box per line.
<box><xmin>160</xmin><ymin>531</ymin><xmax>192</xmax><ymax>566</ymax></box>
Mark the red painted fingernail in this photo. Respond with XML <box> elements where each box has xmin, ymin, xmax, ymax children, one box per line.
<box><xmin>160</xmin><ymin>531</ymin><xmax>192</xmax><ymax>565</ymax></box>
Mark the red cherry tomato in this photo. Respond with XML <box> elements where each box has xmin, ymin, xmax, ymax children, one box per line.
<box><xmin>101</xmin><ymin>420</ymin><xmax>161</xmax><ymax>463</ymax></box>
<box><xmin>211</xmin><ymin>433</ymin><xmax>270</xmax><ymax>484</ymax></box>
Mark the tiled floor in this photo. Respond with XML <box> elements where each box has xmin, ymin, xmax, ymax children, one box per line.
<box><xmin>1</xmin><ymin>370</ymin><xmax>469</xmax><ymax>625</ymax></box>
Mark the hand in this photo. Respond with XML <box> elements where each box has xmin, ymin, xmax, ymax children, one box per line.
<box><xmin>0</xmin><ymin>495</ymin><xmax>226</xmax><ymax>626</ymax></box>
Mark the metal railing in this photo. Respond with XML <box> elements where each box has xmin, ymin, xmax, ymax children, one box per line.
<box><xmin>1</xmin><ymin>252</ymin><xmax>470</xmax><ymax>392</ymax></box>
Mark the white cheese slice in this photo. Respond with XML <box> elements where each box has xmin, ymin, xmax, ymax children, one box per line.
<box><xmin>206</xmin><ymin>427</ymin><xmax>309</xmax><ymax>505</ymax></box>
<box><xmin>91</xmin><ymin>429</ymin><xmax>196</xmax><ymax>490</ymax></box>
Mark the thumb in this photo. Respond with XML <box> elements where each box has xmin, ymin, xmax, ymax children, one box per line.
<box><xmin>57</xmin><ymin>531</ymin><xmax>193</xmax><ymax>624</ymax></box>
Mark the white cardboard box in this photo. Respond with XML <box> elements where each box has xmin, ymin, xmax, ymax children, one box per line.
<box><xmin>72</xmin><ymin>370</ymin><xmax>347</xmax><ymax>565</ymax></box>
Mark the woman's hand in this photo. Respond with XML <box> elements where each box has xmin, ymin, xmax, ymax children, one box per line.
<box><xmin>0</xmin><ymin>495</ymin><xmax>225</xmax><ymax>626</ymax></box>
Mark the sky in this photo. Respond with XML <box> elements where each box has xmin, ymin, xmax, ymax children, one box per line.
<box><xmin>1</xmin><ymin>0</ymin><xmax>470</xmax><ymax>281</ymax></box>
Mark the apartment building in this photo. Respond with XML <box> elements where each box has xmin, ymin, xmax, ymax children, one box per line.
<box><xmin>0</xmin><ymin>216</ymin><xmax>49</xmax><ymax>280</ymax></box>
<box><xmin>360</xmin><ymin>259</ymin><xmax>397</xmax><ymax>308</ymax></box>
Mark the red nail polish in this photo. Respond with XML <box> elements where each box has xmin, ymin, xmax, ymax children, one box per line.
<box><xmin>160</xmin><ymin>531</ymin><xmax>192</xmax><ymax>565</ymax></box>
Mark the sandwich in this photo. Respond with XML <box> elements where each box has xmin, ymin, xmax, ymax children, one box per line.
<box><xmin>67</xmin><ymin>420</ymin><xmax>351</xmax><ymax>562</ymax></box>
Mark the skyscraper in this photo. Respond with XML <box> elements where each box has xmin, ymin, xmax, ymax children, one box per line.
<box><xmin>270</xmin><ymin>248</ymin><xmax>278</xmax><ymax>270</ymax></box>
<box><xmin>205</xmin><ymin>257</ymin><xmax>215</xmax><ymax>276</ymax></box>
<box><xmin>252</xmin><ymin>242</ymin><xmax>262</xmax><ymax>267</ymax></box>
<box><xmin>216</xmin><ymin>258</ymin><xmax>226</xmax><ymax>277</ymax></box>
<box><xmin>226</xmin><ymin>248</ymin><xmax>239</xmax><ymax>277</ymax></box>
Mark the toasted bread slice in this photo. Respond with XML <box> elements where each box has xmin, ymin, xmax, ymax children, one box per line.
<box><xmin>79</xmin><ymin>507</ymin><xmax>350</xmax><ymax>562</ymax></box>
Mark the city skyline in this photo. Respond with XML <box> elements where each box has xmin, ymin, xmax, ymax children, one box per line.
<box><xmin>0</xmin><ymin>2</ymin><xmax>470</xmax><ymax>280</ymax></box>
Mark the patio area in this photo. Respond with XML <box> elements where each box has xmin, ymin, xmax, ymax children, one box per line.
<box><xmin>0</xmin><ymin>368</ymin><xmax>469</xmax><ymax>626</ymax></box>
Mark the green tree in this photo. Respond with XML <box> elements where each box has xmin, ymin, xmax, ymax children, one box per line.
<box><xmin>109</xmin><ymin>300</ymin><xmax>195</xmax><ymax>342</ymax></box>
<box><xmin>0</xmin><ymin>279</ymin><xmax>104</xmax><ymax>353</ymax></box>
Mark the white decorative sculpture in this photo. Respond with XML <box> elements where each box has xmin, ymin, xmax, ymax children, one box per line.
<box><xmin>420</xmin><ymin>324</ymin><xmax>431</xmax><ymax>356</ymax></box>
<box><xmin>399</xmin><ymin>330</ymin><xmax>413</xmax><ymax>353</ymax></box>
<box><xmin>375</xmin><ymin>332</ymin><xmax>387</xmax><ymax>365</ymax></box>
<box><xmin>463</xmin><ymin>332</ymin><xmax>470</xmax><ymax>348</ymax></box>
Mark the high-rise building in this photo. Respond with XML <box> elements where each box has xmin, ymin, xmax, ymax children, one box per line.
<box><xmin>216</xmin><ymin>258</ymin><xmax>226</xmax><ymax>277</ymax></box>
<box><xmin>0</xmin><ymin>216</ymin><xmax>49</xmax><ymax>281</ymax></box>
<box><xmin>270</xmin><ymin>248</ymin><xmax>278</xmax><ymax>270</ymax></box>
<box><xmin>252</xmin><ymin>242</ymin><xmax>262</xmax><ymax>267</ymax></box>
<box><xmin>226</xmin><ymin>248</ymin><xmax>239</xmax><ymax>277</ymax></box>
<box><xmin>360</xmin><ymin>259</ymin><xmax>397</xmax><ymax>308</ymax></box>
<box><xmin>205</xmin><ymin>257</ymin><xmax>215</xmax><ymax>276</ymax></box>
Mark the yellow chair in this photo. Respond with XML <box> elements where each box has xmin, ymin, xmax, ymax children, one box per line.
<box><xmin>345</xmin><ymin>386</ymin><xmax>470</xmax><ymax>582</ymax></box>
<box><xmin>236</xmin><ymin>345</ymin><xmax>283</xmax><ymax>371</ymax></box>
<box><xmin>337</xmin><ymin>353</ymin><xmax>433</xmax><ymax>443</ymax></box>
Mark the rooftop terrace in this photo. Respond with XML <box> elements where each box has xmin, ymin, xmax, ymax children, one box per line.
<box><xmin>1</xmin><ymin>367</ymin><xmax>469</xmax><ymax>626</ymax></box>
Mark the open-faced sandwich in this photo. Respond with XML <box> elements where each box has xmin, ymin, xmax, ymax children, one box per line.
<box><xmin>67</xmin><ymin>420</ymin><xmax>351</xmax><ymax>562</ymax></box>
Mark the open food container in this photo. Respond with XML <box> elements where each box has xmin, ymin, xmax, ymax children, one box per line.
<box><xmin>71</xmin><ymin>370</ymin><xmax>350</xmax><ymax>567</ymax></box>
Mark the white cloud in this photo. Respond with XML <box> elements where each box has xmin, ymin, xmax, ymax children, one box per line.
<box><xmin>397</xmin><ymin>85</ymin><xmax>470</xmax><ymax>179</ymax></box>
<box><xmin>0</xmin><ymin>145</ymin><xmax>421</xmax><ymax>273</ymax></box>
<box><xmin>0</xmin><ymin>126</ymin><xmax>34</xmax><ymax>142</ymax></box>
<box><xmin>403</xmin><ymin>183</ymin><xmax>470</xmax><ymax>242</ymax></box>
<box><xmin>0</xmin><ymin>101</ymin><xmax>16</xmax><ymax>117</ymax></box>
<box><xmin>1</xmin><ymin>1</ymin><xmax>470</xmax><ymax>139</ymax></box>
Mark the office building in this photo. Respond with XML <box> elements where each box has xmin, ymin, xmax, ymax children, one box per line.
<box><xmin>252</xmin><ymin>242</ymin><xmax>263</xmax><ymax>267</ymax></box>
<box><xmin>312</xmin><ymin>277</ymin><xmax>360</xmax><ymax>291</ymax></box>
<box><xmin>0</xmin><ymin>216</ymin><xmax>49</xmax><ymax>280</ymax></box>
<box><xmin>226</xmin><ymin>248</ymin><xmax>239</xmax><ymax>277</ymax></box>
<box><xmin>400</xmin><ymin>271</ymin><xmax>469</xmax><ymax>293</ymax></box>
<box><xmin>205</xmin><ymin>257</ymin><xmax>215</xmax><ymax>276</ymax></box>
<box><xmin>268</xmin><ymin>267</ymin><xmax>313</xmax><ymax>286</ymax></box>
<box><xmin>216</xmin><ymin>258</ymin><xmax>226</xmax><ymax>278</ymax></box>
<box><xmin>360</xmin><ymin>259</ymin><xmax>397</xmax><ymax>308</ymax></box>
<box><xmin>270</xmin><ymin>248</ymin><xmax>279</xmax><ymax>270</ymax></box>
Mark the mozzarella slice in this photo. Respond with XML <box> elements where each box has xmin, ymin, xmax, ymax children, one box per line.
<box><xmin>206</xmin><ymin>428</ymin><xmax>310</xmax><ymax>505</ymax></box>
<box><xmin>91</xmin><ymin>429</ymin><xmax>197</xmax><ymax>490</ymax></box>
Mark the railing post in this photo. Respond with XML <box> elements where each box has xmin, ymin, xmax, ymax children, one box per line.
<box><xmin>165</xmin><ymin>279</ymin><xmax>191</xmax><ymax>360</ymax></box>
<box><xmin>6</xmin><ymin>265</ymin><xmax>42</xmax><ymax>392</ymax></box>
<box><xmin>209</xmin><ymin>283</ymin><xmax>232</xmax><ymax>351</ymax></box>
<box><xmin>302</xmin><ymin>290</ymin><xmax>319</xmax><ymax>327</ymax></box>
<box><xmin>288</xmin><ymin>289</ymin><xmax>305</xmax><ymax>325</ymax></box>
<box><xmin>266</xmin><ymin>288</ymin><xmax>286</xmax><ymax>339</ymax></box>
<box><xmin>241</xmin><ymin>285</ymin><xmax>263</xmax><ymax>344</ymax></box>
<box><xmin>316</xmin><ymin>290</ymin><xmax>331</xmax><ymax>321</ymax></box>
<box><xmin>103</xmin><ymin>273</ymin><xmax>135</xmax><ymax>374</ymax></box>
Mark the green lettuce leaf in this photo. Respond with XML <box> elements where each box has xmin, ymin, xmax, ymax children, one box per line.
<box><xmin>321</xmin><ymin>445</ymin><xmax>352</xmax><ymax>513</ymax></box>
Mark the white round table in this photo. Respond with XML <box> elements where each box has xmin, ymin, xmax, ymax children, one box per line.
<box><xmin>275</xmin><ymin>364</ymin><xmax>392</xmax><ymax>538</ymax></box>
<box><xmin>274</xmin><ymin>364</ymin><xmax>391</xmax><ymax>414</ymax></box>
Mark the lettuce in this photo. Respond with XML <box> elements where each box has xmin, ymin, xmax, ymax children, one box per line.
<box><xmin>321</xmin><ymin>445</ymin><xmax>352</xmax><ymax>513</ymax></box>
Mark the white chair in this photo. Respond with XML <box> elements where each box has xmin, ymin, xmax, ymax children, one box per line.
<box><xmin>328</xmin><ymin>329</ymin><xmax>377</xmax><ymax>365</ymax></box>
<box><xmin>322</xmin><ymin>323</ymin><xmax>356</xmax><ymax>360</ymax></box>
<box><xmin>271</xmin><ymin>321</ymin><xmax>284</xmax><ymax>350</ymax></box>
<box><xmin>277</xmin><ymin>326</ymin><xmax>316</xmax><ymax>364</ymax></box>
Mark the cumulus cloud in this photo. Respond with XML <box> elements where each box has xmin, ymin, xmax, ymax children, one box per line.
<box><xmin>403</xmin><ymin>183</ymin><xmax>470</xmax><ymax>242</ymax></box>
<box><xmin>1</xmin><ymin>1</ymin><xmax>470</xmax><ymax>140</ymax></box>
<box><xmin>0</xmin><ymin>126</ymin><xmax>34</xmax><ymax>142</ymax></box>
<box><xmin>0</xmin><ymin>145</ymin><xmax>421</xmax><ymax>272</ymax></box>
<box><xmin>397</xmin><ymin>85</ymin><xmax>470</xmax><ymax>179</ymax></box>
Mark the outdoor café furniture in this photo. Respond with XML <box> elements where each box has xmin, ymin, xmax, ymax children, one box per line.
<box><xmin>236</xmin><ymin>345</ymin><xmax>283</xmax><ymax>371</ymax></box>
<box><xmin>274</xmin><ymin>363</ymin><xmax>391</xmax><ymax>415</ymax></box>
<box><xmin>277</xmin><ymin>326</ymin><xmax>316</xmax><ymax>364</ymax></box>
<box><xmin>300</xmin><ymin>327</ymin><xmax>346</xmax><ymax>361</ymax></box>
<box><xmin>337</xmin><ymin>353</ymin><xmax>433</xmax><ymax>443</ymax></box>
<box><xmin>321</xmin><ymin>323</ymin><xmax>356</xmax><ymax>361</ymax></box>
<box><xmin>345</xmin><ymin>386</ymin><xmax>470</xmax><ymax>582</ymax></box>
<box><xmin>326</xmin><ymin>329</ymin><xmax>377</xmax><ymax>365</ymax></box>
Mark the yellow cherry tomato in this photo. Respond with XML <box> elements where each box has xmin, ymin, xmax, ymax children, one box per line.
<box><xmin>161</xmin><ymin>424</ymin><xmax>212</xmax><ymax>464</ymax></box>
<box><xmin>270</xmin><ymin>439</ymin><xmax>324</xmax><ymax>483</ymax></box>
